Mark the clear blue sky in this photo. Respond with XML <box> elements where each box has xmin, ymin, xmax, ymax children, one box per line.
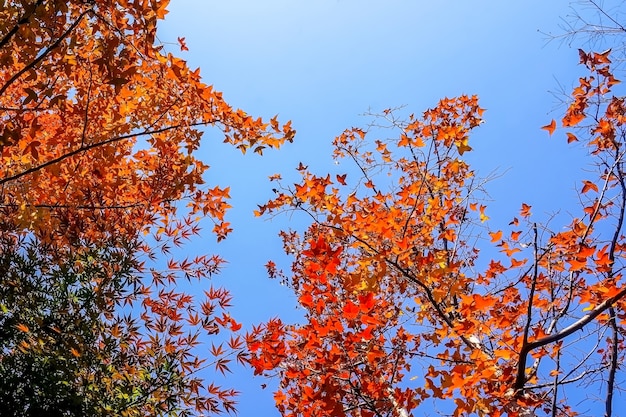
<box><xmin>157</xmin><ymin>1</ymin><xmax>604</xmax><ymax>415</ymax></box>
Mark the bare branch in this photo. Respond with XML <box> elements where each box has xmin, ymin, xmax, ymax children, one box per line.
<box><xmin>605</xmin><ymin>307</ymin><xmax>618</xmax><ymax>417</ymax></box>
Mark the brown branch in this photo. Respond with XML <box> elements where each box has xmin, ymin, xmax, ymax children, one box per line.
<box><xmin>524</xmin><ymin>363</ymin><xmax>610</xmax><ymax>390</ymax></box>
<box><xmin>405</xmin><ymin>348</ymin><xmax>472</xmax><ymax>365</ymax></box>
<box><xmin>517</xmin><ymin>224</ymin><xmax>540</xmax><ymax>389</ymax></box>
<box><xmin>382</xmin><ymin>255</ymin><xmax>480</xmax><ymax>353</ymax></box>
<box><xmin>516</xmin><ymin>146</ymin><xmax>626</xmax><ymax>393</ymax></box>
<box><xmin>604</xmin><ymin>144</ymin><xmax>626</xmax><ymax>417</ymax></box>
<box><xmin>514</xmin><ymin>285</ymin><xmax>626</xmax><ymax>391</ymax></box>
<box><xmin>0</xmin><ymin>122</ymin><xmax>206</xmax><ymax>186</ymax></box>
<box><xmin>588</xmin><ymin>0</ymin><xmax>626</xmax><ymax>33</ymax></box>
<box><xmin>551</xmin><ymin>348</ymin><xmax>560</xmax><ymax>417</ymax></box>
<box><xmin>605</xmin><ymin>307</ymin><xmax>618</xmax><ymax>417</ymax></box>
<box><xmin>0</xmin><ymin>0</ymin><xmax>45</xmax><ymax>51</ymax></box>
<box><xmin>0</xmin><ymin>9</ymin><xmax>90</xmax><ymax>98</ymax></box>
<box><xmin>545</xmin><ymin>271</ymin><xmax>576</xmax><ymax>336</ymax></box>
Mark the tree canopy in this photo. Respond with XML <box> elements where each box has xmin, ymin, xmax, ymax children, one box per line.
<box><xmin>248</xmin><ymin>49</ymin><xmax>626</xmax><ymax>417</ymax></box>
<box><xmin>0</xmin><ymin>0</ymin><xmax>293</xmax><ymax>415</ymax></box>
<box><xmin>2</xmin><ymin>1</ymin><xmax>626</xmax><ymax>417</ymax></box>
<box><xmin>247</xmin><ymin>7</ymin><xmax>626</xmax><ymax>417</ymax></box>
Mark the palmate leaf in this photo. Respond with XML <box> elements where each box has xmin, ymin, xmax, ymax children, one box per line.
<box><xmin>0</xmin><ymin>0</ymin><xmax>289</xmax><ymax>414</ymax></box>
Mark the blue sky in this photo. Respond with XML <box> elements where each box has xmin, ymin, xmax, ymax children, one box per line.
<box><xmin>157</xmin><ymin>1</ymin><xmax>605</xmax><ymax>415</ymax></box>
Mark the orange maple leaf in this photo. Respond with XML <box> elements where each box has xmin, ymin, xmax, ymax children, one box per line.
<box><xmin>541</xmin><ymin>119</ymin><xmax>556</xmax><ymax>136</ymax></box>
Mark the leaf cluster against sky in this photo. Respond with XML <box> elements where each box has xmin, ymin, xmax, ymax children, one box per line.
<box><xmin>154</xmin><ymin>1</ymin><xmax>616</xmax><ymax>416</ymax></box>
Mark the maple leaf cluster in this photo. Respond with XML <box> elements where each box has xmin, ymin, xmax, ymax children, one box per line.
<box><xmin>2</xmin><ymin>1</ymin><xmax>626</xmax><ymax>416</ymax></box>
<box><xmin>248</xmin><ymin>54</ymin><xmax>626</xmax><ymax>416</ymax></box>
<box><xmin>0</xmin><ymin>1</ymin><xmax>293</xmax><ymax>415</ymax></box>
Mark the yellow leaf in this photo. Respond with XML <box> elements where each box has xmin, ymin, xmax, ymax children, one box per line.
<box><xmin>456</xmin><ymin>141</ymin><xmax>472</xmax><ymax>155</ymax></box>
<box><xmin>479</xmin><ymin>205</ymin><xmax>489</xmax><ymax>223</ymax></box>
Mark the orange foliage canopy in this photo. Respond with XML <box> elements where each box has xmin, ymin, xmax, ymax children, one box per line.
<box><xmin>0</xmin><ymin>0</ymin><xmax>294</xmax><ymax>245</ymax></box>
<box><xmin>248</xmin><ymin>53</ymin><xmax>626</xmax><ymax>417</ymax></box>
<box><xmin>0</xmin><ymin>1</ymin><xmax>293</xmax><ymax>415</ymax></box>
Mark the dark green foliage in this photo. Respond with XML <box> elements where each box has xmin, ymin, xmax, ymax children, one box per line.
<box><xmin>0</xmin><ymin>234</ymin><xmax>139</xmax><ymax>416</ymax></box>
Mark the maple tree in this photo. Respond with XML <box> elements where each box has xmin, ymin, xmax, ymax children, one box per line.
<box><xmin>247</xmin><ymin>51</ymin><xmax>626</xmax><ymax>417</ymax></box>
<box><xmin>0</xmin><ymin>0</ymin><xmax>293</xmax><ymax>415</ymax></box>
<box><xmin>0</xmin><ymin>235</ymin><xmax>139</xmax><ymax>415</ymax></box>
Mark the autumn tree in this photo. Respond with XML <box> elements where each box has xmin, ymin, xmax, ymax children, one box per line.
<box><xmin>247</xmin><ymin>46</ymin><xmax>626</xmax><ymax>417</ymax></box>
<box><xmin>0</xmin><ymin>0</ymin><xmax>293</xmax><ymax>415</ymax></box>
<box><xmin>0</xmin><ymin>235</ymin><xmax>140</xmax><ymax>415</ymax></box>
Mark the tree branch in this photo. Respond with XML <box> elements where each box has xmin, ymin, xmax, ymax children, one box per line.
<box><xmin>517</xmin><ymin>224</ymin><xmax>540</xmax><ymax>388</ymax></box>
<box><xmin>514</xmin><ymin>285</ymin><xmax>626</xmax><ymax>392</ymax></box>
<box><xmin>605</xmin><ymin>307</ymin><xmax>618</xmax><ymax>417</ymax></box>
<box><xmin>0</xmin><ymin>122</ymin><xmax>206</xmax><ymax>186</ymax></box>
<box><xmin>0</xmin><ymin>0</ymin><xmax>45</xmax><ymax>51</ymax></box>
<box><xmin>0</xmin><ymin>9</ymin><xmax>90</xmax><ymax>98</ymax></box>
